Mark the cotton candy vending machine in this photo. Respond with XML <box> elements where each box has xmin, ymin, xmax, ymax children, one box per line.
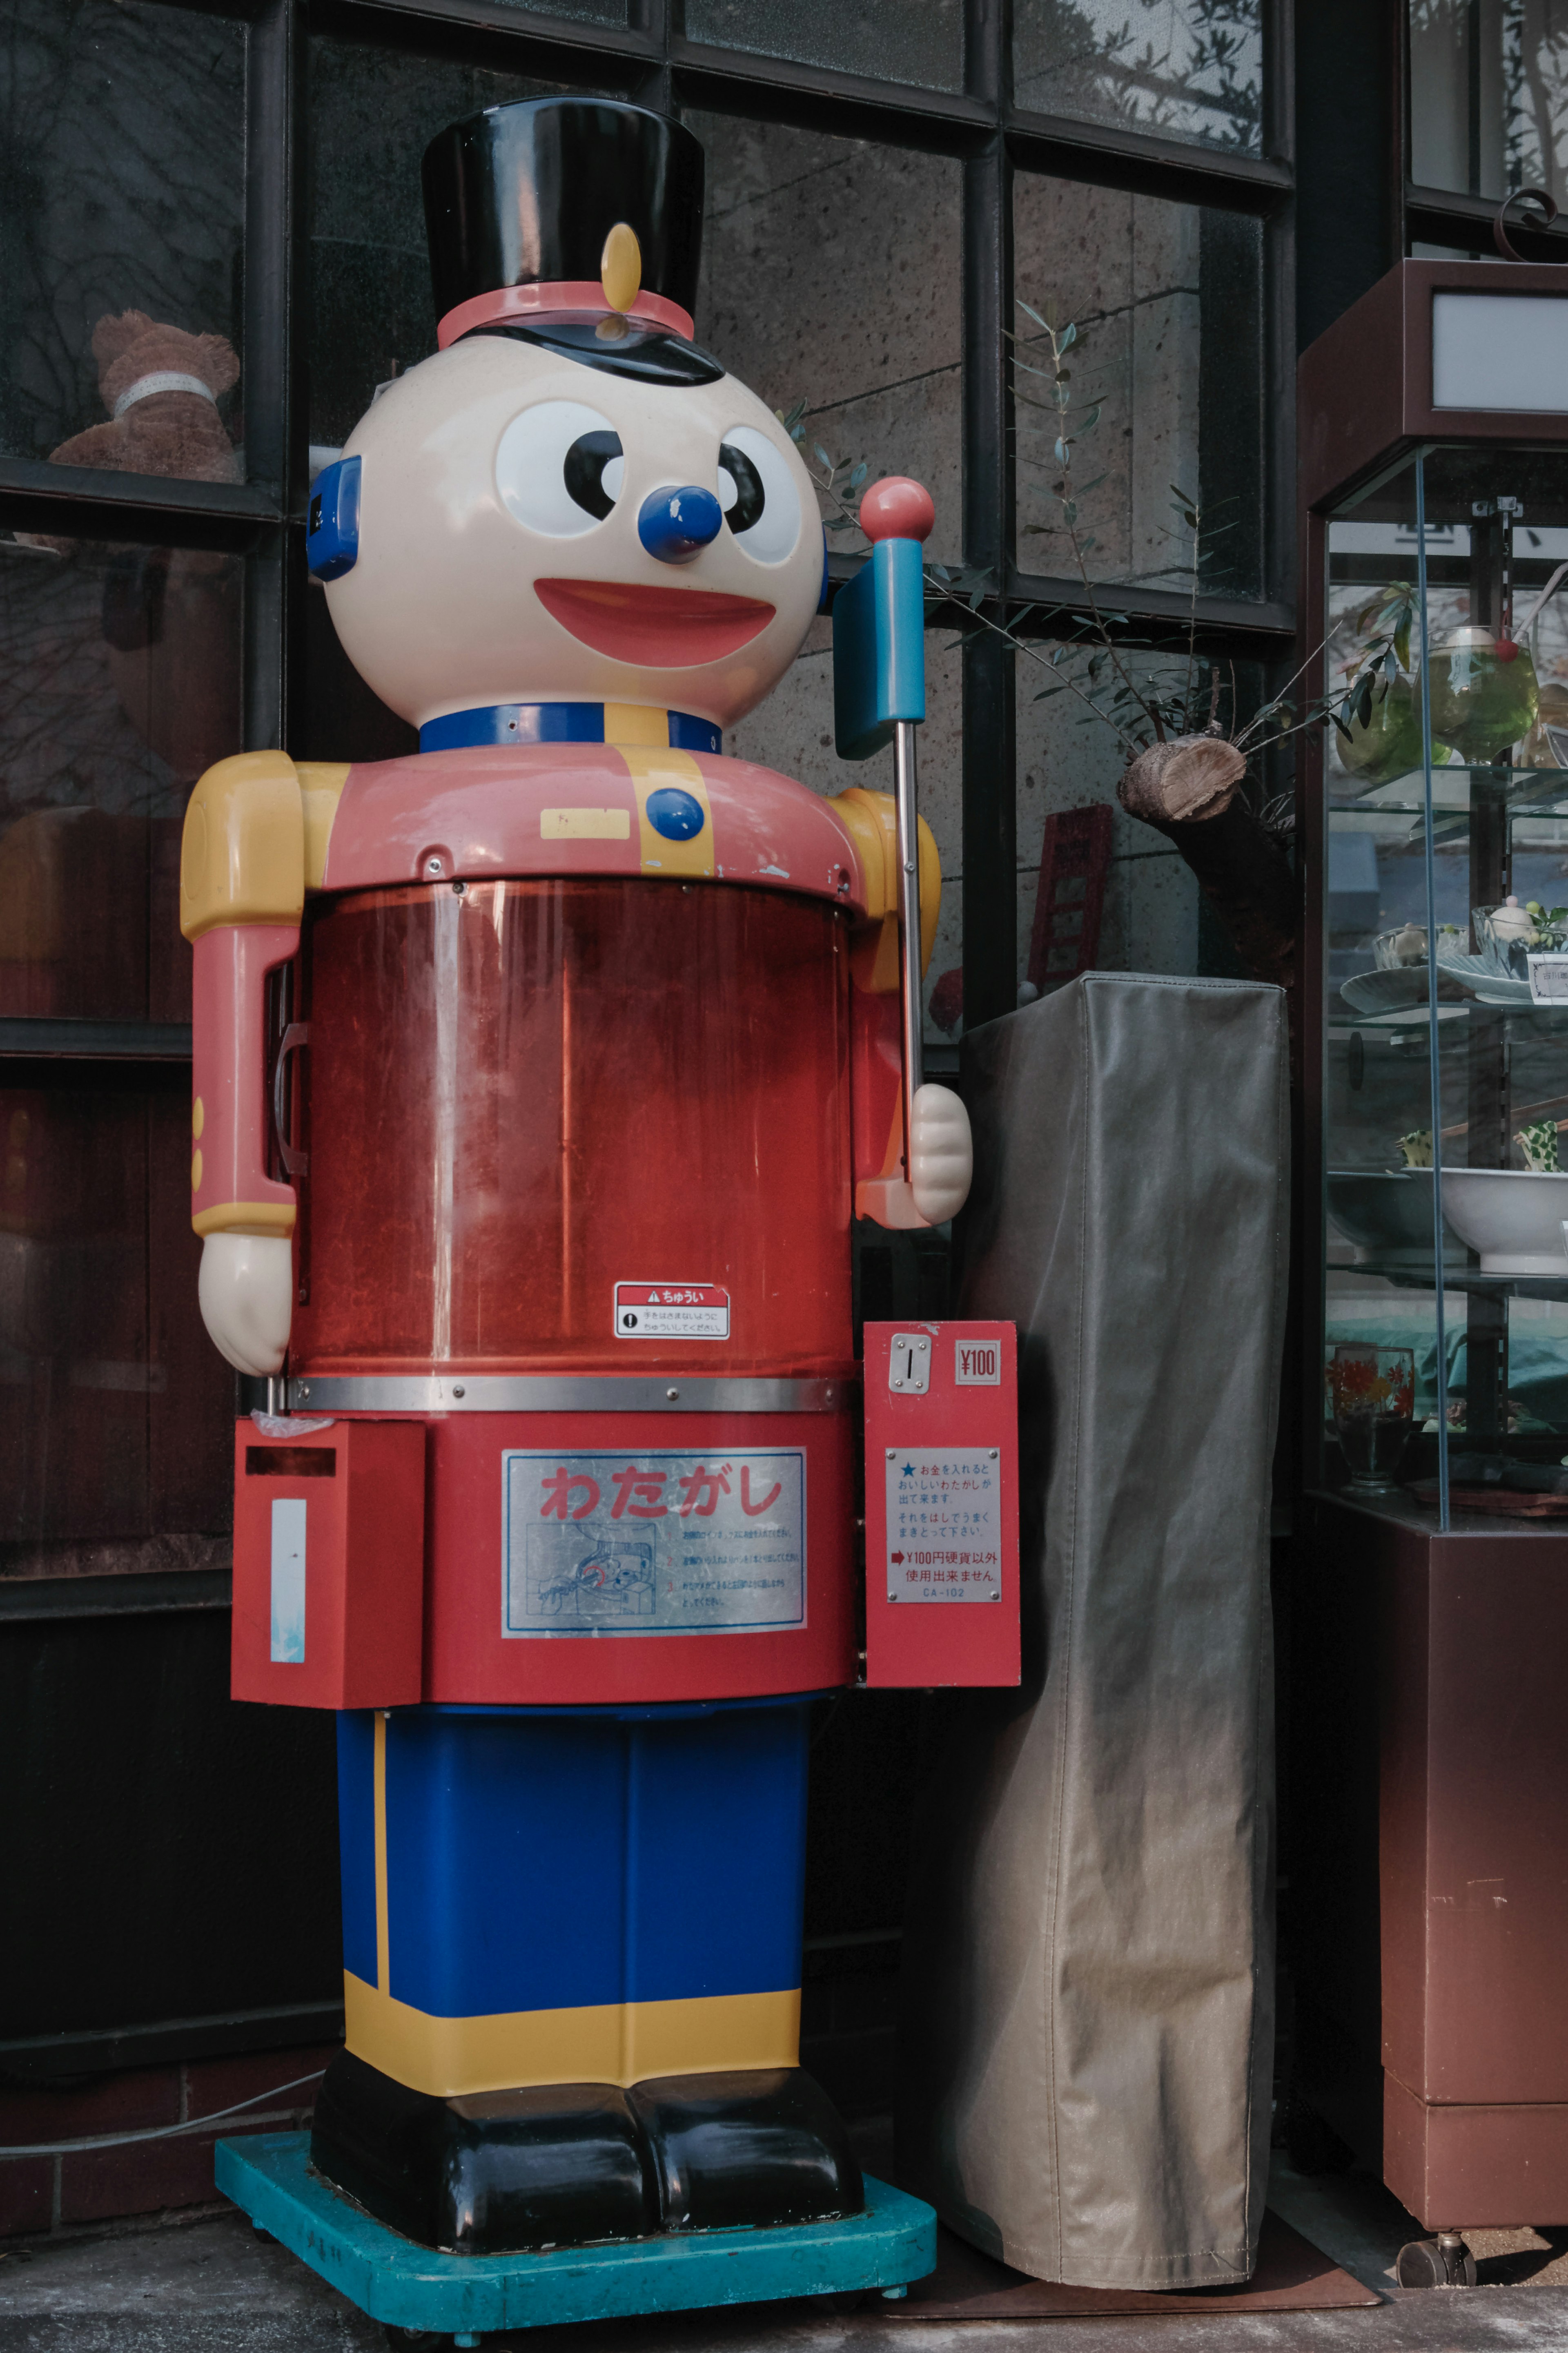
<box><xmin>185</xmin><ymin>95</ymin><xmax>1019</xmax><ymax>2338</ymax></box>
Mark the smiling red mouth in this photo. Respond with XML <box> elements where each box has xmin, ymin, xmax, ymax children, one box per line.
<box><xmin>535</xmin><ymin>580</ymin><xmax>775</xmax><ymax>667</ymax></box>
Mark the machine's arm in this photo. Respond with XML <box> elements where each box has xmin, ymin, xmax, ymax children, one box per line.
<box><xmin>179</xmin><ymin>751</ymin><xmax>305</xmax><ymax>1376</ymax></box>
<box><xmin>831</xmin><ymin>787</ymin><xmax>966</xmax><ymax>1226</ymax></box>
<box><xmin>833</xmin><ymin>478</ymin><xmax>973</xmax><ymax>1230</ymax></box>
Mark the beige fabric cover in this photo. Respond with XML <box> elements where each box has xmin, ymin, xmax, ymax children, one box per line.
<box><xmin>896</xmin><ymin>973</ymin><xmax>1288</xmax><ymax>2289</ymax></box>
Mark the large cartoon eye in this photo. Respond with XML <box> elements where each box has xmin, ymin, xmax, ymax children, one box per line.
<box><xmin>496</xmin><ymin>401</ymin><xmax>624</xmax><ymax>537</ymax></box>
<box><xmin>717</xmin><ymin>426</ymin><xmax>801</xmax><ymax>564</ymax></box>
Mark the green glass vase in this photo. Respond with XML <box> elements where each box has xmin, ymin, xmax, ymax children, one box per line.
<box><xmin>1427</xmin><ymin>627</ymin><xmax>1539</xmax><ymax>763</ymax></box>
<box><xmin>1336</xmin><ymin>672</ymin><xmax>1425</xmax><ymax>785</ymax></box>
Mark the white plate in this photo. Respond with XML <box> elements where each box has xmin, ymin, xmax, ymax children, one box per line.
<box><xmin>1434</xmin><ymin>950</ymin><xmax>1536</xmax><ymax>1006</ymax></box>
<box><xmin>1339</xmin><ymin>968</ymin><xmax>1429</xmax><ymax>1015</ymax></box>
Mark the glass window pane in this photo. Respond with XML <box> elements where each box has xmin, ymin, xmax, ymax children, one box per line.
<box><xmin>1014</xmin><ymin>0</ymin><xmax>1263</xmax><ymax>154</ymax></box>
<box><xmin>0</xmin><ymin>1</ymin><xmax>245</xmax><ymax>483</ymax></box>
<box><xmin>685</xmin><ymin>0</ymin><xmax>963</xmax><ymax>91</ymax></box>
<box><xmin>1409</xmin><ymin>0</ymin><xmax>1568</xmax><ymax>205</ymax></box>
<box><xmin>1320</xmin><ymin>472</ymin><xmax>1444</xmax><ymax>1505</ymax></box>
<box><xmin>0</xmin><ymin>534</ymin><xmax>243</xmax><ymax>1023</ymax></box>
<box><xmin>691</xmin><ymin>114</ymin><xmax>963</xmax><ymax>564</ymax></box>
<box><xmin>1008</xmin><ymin>649</ymin><xmax>1270</xmax><ymax>1021</ymax></box>
<box><xmin>300</xmin><ymin>582</ymin><xmax>419</xmax><ymax>769</ymax></box>
<box><xmin>309</xmin><ymin>41</ymin><xmax>572</xmax><ymax>453</ymax></box>
<box><xmin>0</xmin><ymin>1081</ymin><xmax>232</xmax><ymax>1563</ymax></box>
<box><xmin>1013</xmin><ymin>174</ymin><xmax>1264</xmax><ymax>600</ymax></box>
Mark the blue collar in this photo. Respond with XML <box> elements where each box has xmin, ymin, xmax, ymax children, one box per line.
<box><xmin>419</xmin><ymin>702</ymin><xmax>722</xmax><ymax>756</ymax></box>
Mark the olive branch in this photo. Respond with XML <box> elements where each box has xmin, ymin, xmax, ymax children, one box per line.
<box><xmin>782</xmin><ymin>296</ymin><xmax>1389</xmax><ymax>820</ymax></box>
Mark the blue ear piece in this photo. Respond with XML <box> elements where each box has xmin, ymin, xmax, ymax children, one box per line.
<box><xmin>307</xmin><ymin>455</ymin><xmax>361</xmax><ymax>581</ymax></box>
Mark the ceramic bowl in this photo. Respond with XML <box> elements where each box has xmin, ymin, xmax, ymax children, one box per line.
<box><xmin>1438</xmin><ymin>1168</ymin><xmax>1568</xmax><ymax>1274</ymax></box>
<box><xmin>1327</xmin><ymin>1171</ymin><xmax>1468</xmax><ymax>1265</ymax></box>
<box><xmin>1373</xmin><ymin>923</ymin><xmax>1429</xmax><ymax>970</ymax></box>
<box><xmin>1372</xmin><ymin>923</ymin><xmax>1465</xmax><ymax>972</ymax></box>
<box><xmin>1472</xmin><ymin>903</ymin><xmax>1568</xmax><ymax>980</ymax></box>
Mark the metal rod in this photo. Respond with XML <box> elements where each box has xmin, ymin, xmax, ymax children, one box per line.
<box><xmin>894</xmin><ymin>719</ymin><xmax>924</xmax><ymax>1169</ymax></box>
<box><xmin>1416</xmin><ymin>451</ymin><xmax>1450</xmax><ymax>1534</ymax></box>
<box><xmin>1512</xmin><ymin>557</ymin><xmax>1568</xmax><ymax>641</ymax></box>
<box><xmin>960</xmin><ymin>117</ymin><xmax>1017</xmax><ymax>1031</ymax></box>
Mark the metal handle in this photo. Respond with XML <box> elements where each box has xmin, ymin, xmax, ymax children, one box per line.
<box><xmin>272</xmin><ymin>1021</ymin><xmax>310</xmax><ymax>1179</ymax></box>
<box><xmin>1493</xmin><ymin>183</ymin><xmax>1558</xmax><ymax>261</ymax></box>
<box><xmin>893</xmin><ymin>719</ymin><xmax>924</xmax><ymax>1171</ymax></box>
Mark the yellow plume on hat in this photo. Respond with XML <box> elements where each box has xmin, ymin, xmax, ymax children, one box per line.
<box><xmin>600</xmin><ymin>222</ymin><xmax>642</xmax><ymax>314</ymax></box>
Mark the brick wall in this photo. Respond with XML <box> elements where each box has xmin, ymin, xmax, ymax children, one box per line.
<box><xmin>0</xmin><ymin>1977</ymin><xmax>905</xmax><ymax>2244</ymax></box>
<box><xmin>0</xmin><ymin>2041</ymin><xmax>335</xmax><ymax>2241</ymax></box>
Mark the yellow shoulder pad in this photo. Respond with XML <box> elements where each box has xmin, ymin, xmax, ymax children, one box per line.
<box><xmin>296</xmin><ymin>762</ymin><xmax>351</xmax><ymax>891</ymax></box>
<box><xmin>916</xmin><ymin>810</ymin><xmax>940</xmax><ymax>971</ymax></box>
<box><xmin>829</xmin><ymin>786</ymin><xmax>940</xmax><ymax>991</ymax></box>
<box><xmin>179</xmin><ymin>752</ymin><xmax>305</xmax><ymax>940</ymax></box>
<box><xmin>830</xmin><ymin>787</ymin><xmax>895</xmax><ymax>914</ymax></box>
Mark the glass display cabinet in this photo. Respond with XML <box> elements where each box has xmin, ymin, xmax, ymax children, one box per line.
<box><xmin>1297</xmin><ymin>261</ymin><xmax>1568</xmax><ymax>2277</ymax></box>
<box><xmin>1319</xmin><ymin>455</ymin><xmax>1568</xmax><ymax>1523</ymax></box>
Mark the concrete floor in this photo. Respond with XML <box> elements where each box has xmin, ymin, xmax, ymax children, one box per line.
<box><xmin>6</xmin><ymin>2132</ymin><xmax>1568</xmax><ymax>2353</ymax></box>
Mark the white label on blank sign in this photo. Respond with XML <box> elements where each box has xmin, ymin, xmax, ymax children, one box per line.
<box><xmin>1432</xmin><ymin>293</ymin><xmax>1568</xmax><ymax>413</ymax></box>
<box><xmin>886</xmin><ymin>1449</ymin><xmax>1002</xmax><ymax>1604</ymax></box>
<box><xmin>1528</xmin><ymin>953</ymin><xmax>1568</xmax><ymax>1006</ymax></box>
<box><xmin>270</xmin><ymin>1498</ymin><xmax>306</xmax><ymax>1662</ymax></box>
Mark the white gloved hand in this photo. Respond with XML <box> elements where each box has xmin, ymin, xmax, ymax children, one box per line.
<box><xmin>198</xmin><ymin>1231</ymin><xmax>294</xmax><ymax>1376</ymax></box>
<box><xmin>909</xmin><ymin>1081</ymin><xmax>973</xmax><ymax>1224</ymax></box>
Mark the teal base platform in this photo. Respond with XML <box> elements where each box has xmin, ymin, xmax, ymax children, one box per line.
<box><xmin>215</xmin><ymin>2133</ymin><xmax>937</xmax><ymax>2338</ymax></box>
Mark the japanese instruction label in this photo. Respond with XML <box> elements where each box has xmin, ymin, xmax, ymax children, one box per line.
<box><xmin>885</xmin><ymin>1448</ymin><xmax>1002</xmax><ymax>1604</ymax></box>
<box><xmin>502</xmin><ymin>1449</ymin><xmax>804</xmax><ymax>1637</ymax></box>
<box><xmin>613</xmin><ymin>1282</ymin><xmax>730</xmax><ymax>1339</ymax></box>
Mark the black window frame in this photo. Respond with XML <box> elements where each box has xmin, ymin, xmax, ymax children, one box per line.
<box><xmin>0</xmin><ymin>0</ymin><xmax>1299</xmax><ymax>2086</ymax></box>
<box><xmin>1399</xmin><ymin>0</ymin><xmax>1568</xmax><ymax>260</ymax></box>
<box><xmin>0</xmin><ymin>0</ymin><xmax>1296</xmax><ymax>1070</ymax></box>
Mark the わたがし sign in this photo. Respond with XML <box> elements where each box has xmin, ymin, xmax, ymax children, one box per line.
<box><xmin>502</xmin><ymin>1449</ymin><xmax>805</xmax><ymax>1636</ymax></box>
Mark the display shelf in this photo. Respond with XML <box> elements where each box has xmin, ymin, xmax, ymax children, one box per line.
<box><xmin>1303</xmin><ymin>1482</ymin><xmax>1566</xmax><ymax>1537</ymax></box>
<box><xmin>1334</xmin><ymin>761</ymin><xmax>1568</xmax><ymax>801</ymax></box>
<box><xmin>1333</xmin><ymin>1259</ymin><xmax>1568</xmax><ymax>1300</ymax></box>
<box><xmin>1298</xmin><ymin>255</ymin><xmax>1568</xmax><ymax>2242</ymax></box>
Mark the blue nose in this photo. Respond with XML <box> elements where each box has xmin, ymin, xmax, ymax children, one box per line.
<box><xmin>638</xmin><ymin>484</ymin><xmax>723</xmax><ymax>565</ymax></box>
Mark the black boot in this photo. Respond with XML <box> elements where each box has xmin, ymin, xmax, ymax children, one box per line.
<box><xmin>628</xmin><ymin>2067</ymin><xmax>864</xmax><ymax>2231</ymax></box>
<box><xmin>310</xmin><ymin>2050</ymin><xmax>657</xmax><ymax>2253</ymax></box>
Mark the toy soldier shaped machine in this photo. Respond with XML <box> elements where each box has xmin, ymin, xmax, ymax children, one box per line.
<box><xmin>1297</xmin><ymin>259</ymin><xmax>1568</xmax><ymax>2288</ymax></box>
<box><xmin>184</xmin><ymin>98</ymin><xmax>1020</xmax><ymax>2334</ymax></box>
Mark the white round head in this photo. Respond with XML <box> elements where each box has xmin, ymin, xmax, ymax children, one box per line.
<box><xmin>321</xmin><ymin>328</ymin><xmax>824</xmax><ymax>734</ymax></box>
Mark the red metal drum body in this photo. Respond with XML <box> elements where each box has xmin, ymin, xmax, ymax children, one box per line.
<box><xmin>289</xmin><ymin>875</ymin><xmax>859</xmax><ymax>1704</ymax></box>
<box><xmin>296</xmin><ymin>878</ymin><xmax>852</xmax><ymax>1374</ymax></box>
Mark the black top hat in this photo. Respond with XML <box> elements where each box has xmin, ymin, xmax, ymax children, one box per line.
<box><xmin>423</xmin><ymin>98</ymin><xmax>705</xmax><ymax>343</ymax></box>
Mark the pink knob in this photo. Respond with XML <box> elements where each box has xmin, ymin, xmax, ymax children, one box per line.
<box><xmin>859</xmin><ymin>476</ymin><xmax>935</xmax><ymax>544</ymax></box>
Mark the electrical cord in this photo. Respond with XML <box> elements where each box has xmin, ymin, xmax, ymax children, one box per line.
<box><xmin>0</xmin><ymin>2068</ymin><xmax>327</xmax><ymax>2156</ymax></box>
